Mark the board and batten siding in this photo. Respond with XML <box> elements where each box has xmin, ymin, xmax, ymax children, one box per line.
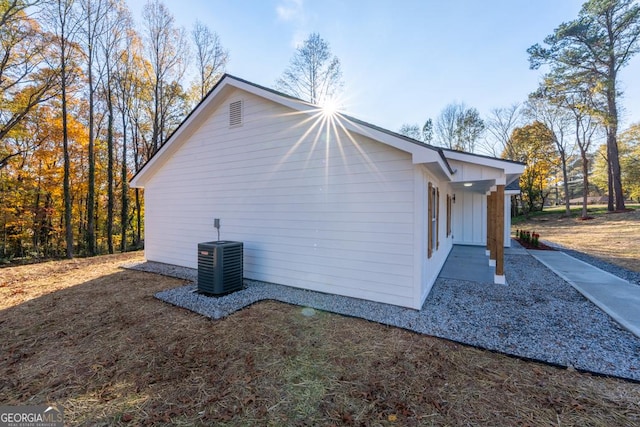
<box><xmin>450</xmin><ymin>190</ymin><xmax>512</xmax><ymax>247</ymax></box>
<box><xmin>144</xmin><ymin>89</ymin><xmax>420</xmax><ymax>307</ymax></box>
<box><xmin>447</xmin><ymin>159</ymin><xmax>511</xmax><ymax>247</ymax></box>
<box><xmin>452</xmin><ymin>191</ymin><xmax>487</xmax><ymax>246</ymax></box>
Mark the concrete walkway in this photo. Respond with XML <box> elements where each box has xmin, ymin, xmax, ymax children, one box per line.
<box><xmin>530</xmin><ymin>250</ymin><xmax>640</xmax><ymax>339</ymax></box>
<box><xmin>439</xmin><ymin>245</ymin><xmax>494</xmax><ymax>283</ymax></box>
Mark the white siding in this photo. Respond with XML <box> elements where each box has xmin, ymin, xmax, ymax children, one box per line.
<box><xmin>504</xmin><ymin>195</ymin><xmax>512</xmax><ymax>247</ymax></box>
<box><xmin>417</xmin><ymin>168</ymin><xmax>454</xmax><ymax>307</ymax></box>
<box><xmin>447</xmin><ymin>159</ymin><xmax>513</xmax><ymax>248</ymax></box>
<box><xmin>451</xmin><ymin>190</ymin><xmax>512</xmax><ymax>247</ymax></box>
<box><xmin>452</xmin><ymin>190</ymin><xmax>487</xmax><ymax>246</ymax></box>
<box><xmin>144</xmin><ymin>90</ymin><xmax>418</xmax><ymax>307</ymax></box>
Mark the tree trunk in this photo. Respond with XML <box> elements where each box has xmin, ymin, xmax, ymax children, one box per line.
<box><xmin>607</xmin><ymin>130</ymin><xmax>625</xmax><ymax>211</ymax></box>
<box><xmin>606</xmin><ymin>60</ymin><xmax>625</xmax><ymax>211</ymax></box>
<box><xmin>120</xmin><ymin>111</ymin><xmax>128</xmax><ymax>252</ymax></box>
<box><xmin>44</xmin><ymin>194</ymin><xmax>54</xmax><ymax>257</ymax></box>
<box><xmin>606</xmin><ymin>140</ymin><xmax>615</xmax><ymax>211</ymax></box>
<box><xmin>86</xmin><ymin>53</ymin><xmax>96</xmax><ymax>256</ymax></box>
<box><xmin>57</xmin><ymin>11</ymin><xmax>74</xmax><ymax>260</ymax></box>
<box><xmin>560</xmin><ymin>153</ymin><xmax>571</xmax><ymax>216</ymax></box>
<box><xmin>33</xmin><ymin>172</ymin><xmax>42</xmax><ymax>253</ymax></box>
<box><xmin>135</xmin><ymin>188</ymin><xmax>141</xmax><ymax>246</ymax></box>
<box><xmin>581</xmin><ymin>151</ymin><xmax>589</xmax><ymax>219</ymax></box>
<box><xmin>62</xmin><ymin>71</ymin><xmax>73</xmax><ymax>259</ymax></box>
<box><xmin>152</xmin><ymin>79</ymin><xmax>161</xmax><ymax>153</ymax></box>
<box><xmin>107</xmin><ymin>86</ymin><xmax>114</xmax><ymax>254</ymax></box>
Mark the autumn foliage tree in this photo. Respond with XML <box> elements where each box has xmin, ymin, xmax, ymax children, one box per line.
<box><xmin>0</xmin><ymin>0</ymin><xmax>229</xmax><ymax>261</ymax></box>
<box><xmin>506</xmin><ymin>121</ymin><xmax>557</xmax><ymax>215</ymax></box>
<box><xmin>593</xmin><ymin>124</ymin><xmax>640</xmax><ymax>202</ymax></box>
<box><xmin>528</xmin><ymin>0</ymin><xmax>640</xmax><ymax>211</ymax></box>
<box><xmin>619</xmin><ymin>126</ymin><xmax>640</xmax><ymax>201</ymax></box>
<box><xmin>0</xmin><ymin>1</ymin><xmax>58</xmax><ymax>168</ymax></box>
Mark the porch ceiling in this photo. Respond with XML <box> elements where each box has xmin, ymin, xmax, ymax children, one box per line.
<box><xmin>450</xmin><ymin>179</ymin><xmax>495</xmax><ymax>194</ymax></box>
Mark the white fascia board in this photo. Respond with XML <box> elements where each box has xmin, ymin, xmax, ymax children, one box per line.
<box><xmin>338</xmin><ymin>117</ymin><xmax>453</xmax><ymax>179</ymax></box>
<box><xmin>410</xmin><ymin>147</ymin><xmax>448</xmax><ymax>169</ymax></box>
<box><xmin>229</xmin><ymin>78</ymin><xmax>316</xmax><ymax>113</ymax></box>
<box><xmin>443</xmin><ymin>150</ymin><xmax>525</xmax><ymax>175</ymax></box>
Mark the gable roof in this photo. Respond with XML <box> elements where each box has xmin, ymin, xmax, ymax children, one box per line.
<box><xmin>130</xmin><ymin>74</ymin><xmax>523</xmax><ymax>188</ymax></box>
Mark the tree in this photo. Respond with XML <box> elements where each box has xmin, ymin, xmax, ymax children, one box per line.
<box><xmin>0</xmin><ymin>0</ymin><xmax>58</xmax><ymax>164</ymax></box>
<box><xmin>116</xmin><ymin>29</ymin><xmax>149</xmax><ymax>248</ymax></box>
<box><xmin>399</xmin><ymin>123</ymin><xmax>422</xmax><ymax>141</ymax></box>
<box><xmin>540</xmin><ymin>72</ymin><xmax>603</xmax><ymax>218</ymax></box>
<box><xmin>507</xmin><ymin>121</ymin><xmax>557</xmax><ymax>215</ymax></box>
<box><xmin>434</xmin><ymin>103</ymin><xmax>484</xmax><ymax>152</ymax></box>
<box><xmin>422</xmin><ymin>118</ymin><xmax>433</xmax><ymax>143</ymax></box>
<box><xmin>79</xmin><ymin>0</ymin><xmax>109</xmax><ymax>256</ymax></box>
<box><xmin>481</xmin><ymin>104</ymin><xmax>522</xmax><ymax>158</ymax></box>
<box><xmin>398</xmin><ymin>119</ymin><xmax>433</xmax><ymax>143</ymax></box>
<box><xmin>573</xmin><ymin>110</ymin><xmax>601</xmax><ymax>216</ymax></box>
<box><xmin>0</xmin><ymin>103</ymin><xmax>54</xmax><ymax>258</ymax></box>
<box><xmin>590</xmin><ymin>137</ymin><xmax>640</xmax><ymax>201</ymax></box>
<box><xmin>606</xmin><ymin>124</ymin><xmax>640</xmax><ymax>201</ymax></box>
<box><xmin>528</xmin><ymin>0</ymin><xmax>640</xmax><ymax>211</ymax></box>
<box><xmin>455</xmin><ymin>107</ymin><xmax>485</xmax><ymax>153</ymax></box>
<box><xmin>99</xmin><ymin>0</ymin><xmax>128</xmax><ymax>254</ymax></box>
<box><xmin>142</xmin><ymin>0</ymin><xmax>188</xmax><ymax>152</ymax></box>
<box><xmin>44</xmin><ymin>0</ymin><xmax>82</xmax><ymax>259</ymax></box>
<box><xmin>113</xmin><ymin>8</ymin><xmax>137</xmax><ymax>252</ymax></box>
<box><xmin>276</xmin><ymin>32</ymin><xmax>343</xmax><ymax>105</ymax></box>
<box><xmin>434</xmin><ymin>103</ymin><xmax>462</xmax><ymax>149</ymax></box>
<box><xmin>526</xmin><ymin>92</ymin><xmax>575</xmax><ymax>216</ymax></box>
<box><xmin>191</xmin><ymin>20</ymin><xmax>228</xmax><ymax>102</ymax></box>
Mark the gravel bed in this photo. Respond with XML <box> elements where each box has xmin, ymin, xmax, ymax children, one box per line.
<box><xmin>126</xmin><ymin>253</ymin><xmax>640</xmax><ymax>382</ymax></box>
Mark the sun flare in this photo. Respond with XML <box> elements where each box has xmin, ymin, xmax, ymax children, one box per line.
<box><xmin>320</xmin><ymin>97</ymin><xmax>340</xmax><ymax>117</ymax></box>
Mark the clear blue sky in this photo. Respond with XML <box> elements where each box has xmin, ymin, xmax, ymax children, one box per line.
<box><xmin>128</xmin><ymin>0</ymin><xmax>640</xmax><ymax>133</ymax></box>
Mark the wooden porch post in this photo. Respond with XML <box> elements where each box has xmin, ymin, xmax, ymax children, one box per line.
<box><xmin>486</xmin><ymin>192</ymin><xmax>491</xmax><ymax>256</ymax></box>
<box><xmin>487</xmin><ymin>191</ymin><xmax>495</xmax><ymax>265</ymax></box>
<box><xmin>495</xmin><ymin>185</ymin><xmax>505</xmax><ymax>284</ymax></box>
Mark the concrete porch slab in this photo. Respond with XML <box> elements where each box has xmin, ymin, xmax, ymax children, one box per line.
<box><xmin>439</xmin><ymin>245</ymin><xmax>494</xmax><ymax>283</ymax></box>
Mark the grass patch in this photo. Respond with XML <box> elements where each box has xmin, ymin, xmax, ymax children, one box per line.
<box><xmin>512</xmin><ymin>205</ymin><xmax>640</xmax><ymax>272</ymax></box>
<box><xmin>512</xmin><ymin>203</ymin><xmax>640</xmax><ymax>225</ymax></box>
<box><xmin>1</xmin><ymin>252</ymin><xmax>639</xmax><ymax>425</ymax></box>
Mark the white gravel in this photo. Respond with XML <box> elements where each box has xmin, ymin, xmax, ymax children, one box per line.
<box><xmin>126</xmin><ymin>250</ymin><xmax>640</xmax><ymax>382</ymax></box>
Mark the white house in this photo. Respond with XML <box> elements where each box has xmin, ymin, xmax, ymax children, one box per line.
<box><xmin>130</xmin><ymin>75</ymin><xmax>524</xmax><ymax>309</ymax></box>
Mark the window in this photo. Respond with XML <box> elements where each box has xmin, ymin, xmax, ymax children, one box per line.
<box><xmin>427</xmin><ymin>183</ymin><xmax>439</xmax><ymax>258</ymax></box>
<box><xmin>446</xmin><ymin>194</ymin><xmax>452</xmax><ymax>237</ymax></box>
<box><xmin>435</xmin><ymin>187</ymin><xmax>440</xmax><ymax>250</ymax></box>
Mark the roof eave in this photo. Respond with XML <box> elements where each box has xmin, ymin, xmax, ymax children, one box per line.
<box><xmin>443</xmin><ymin>149</ymin><xmax>526</xmax><ymax>175</ymax></box>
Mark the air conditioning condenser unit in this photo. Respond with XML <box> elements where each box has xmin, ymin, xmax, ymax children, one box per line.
<box><xmin>197</xmin><ymin>241</ymin><xmax>243</xmax><ymax>295</ymax></box>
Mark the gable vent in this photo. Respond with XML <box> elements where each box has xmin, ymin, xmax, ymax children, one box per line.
<box><xmin>229</xmin><ymin>100</ymin><xmax>243</xmax><ymax>127</ymax></box>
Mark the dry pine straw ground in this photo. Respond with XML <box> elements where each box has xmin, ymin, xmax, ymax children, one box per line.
<box><xmin>515</xmin><ymin>208</ymin><xmax>640</xmax><ymax>273</ymax></box>
<box><xmin>1</xmin><ymin>253</ymin><xmax>639</xmax><ymax>426</ymax></box>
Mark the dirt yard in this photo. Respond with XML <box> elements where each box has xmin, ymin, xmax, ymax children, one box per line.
<box><xmin>514</xmin><ymin>207</ymin><xmax>640</xmax><ymax>272</ymax></box>
<box><xmin>1</xmin><ymin>253</ymin><xmax>639</xmax><ymax>426</ymax></box>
